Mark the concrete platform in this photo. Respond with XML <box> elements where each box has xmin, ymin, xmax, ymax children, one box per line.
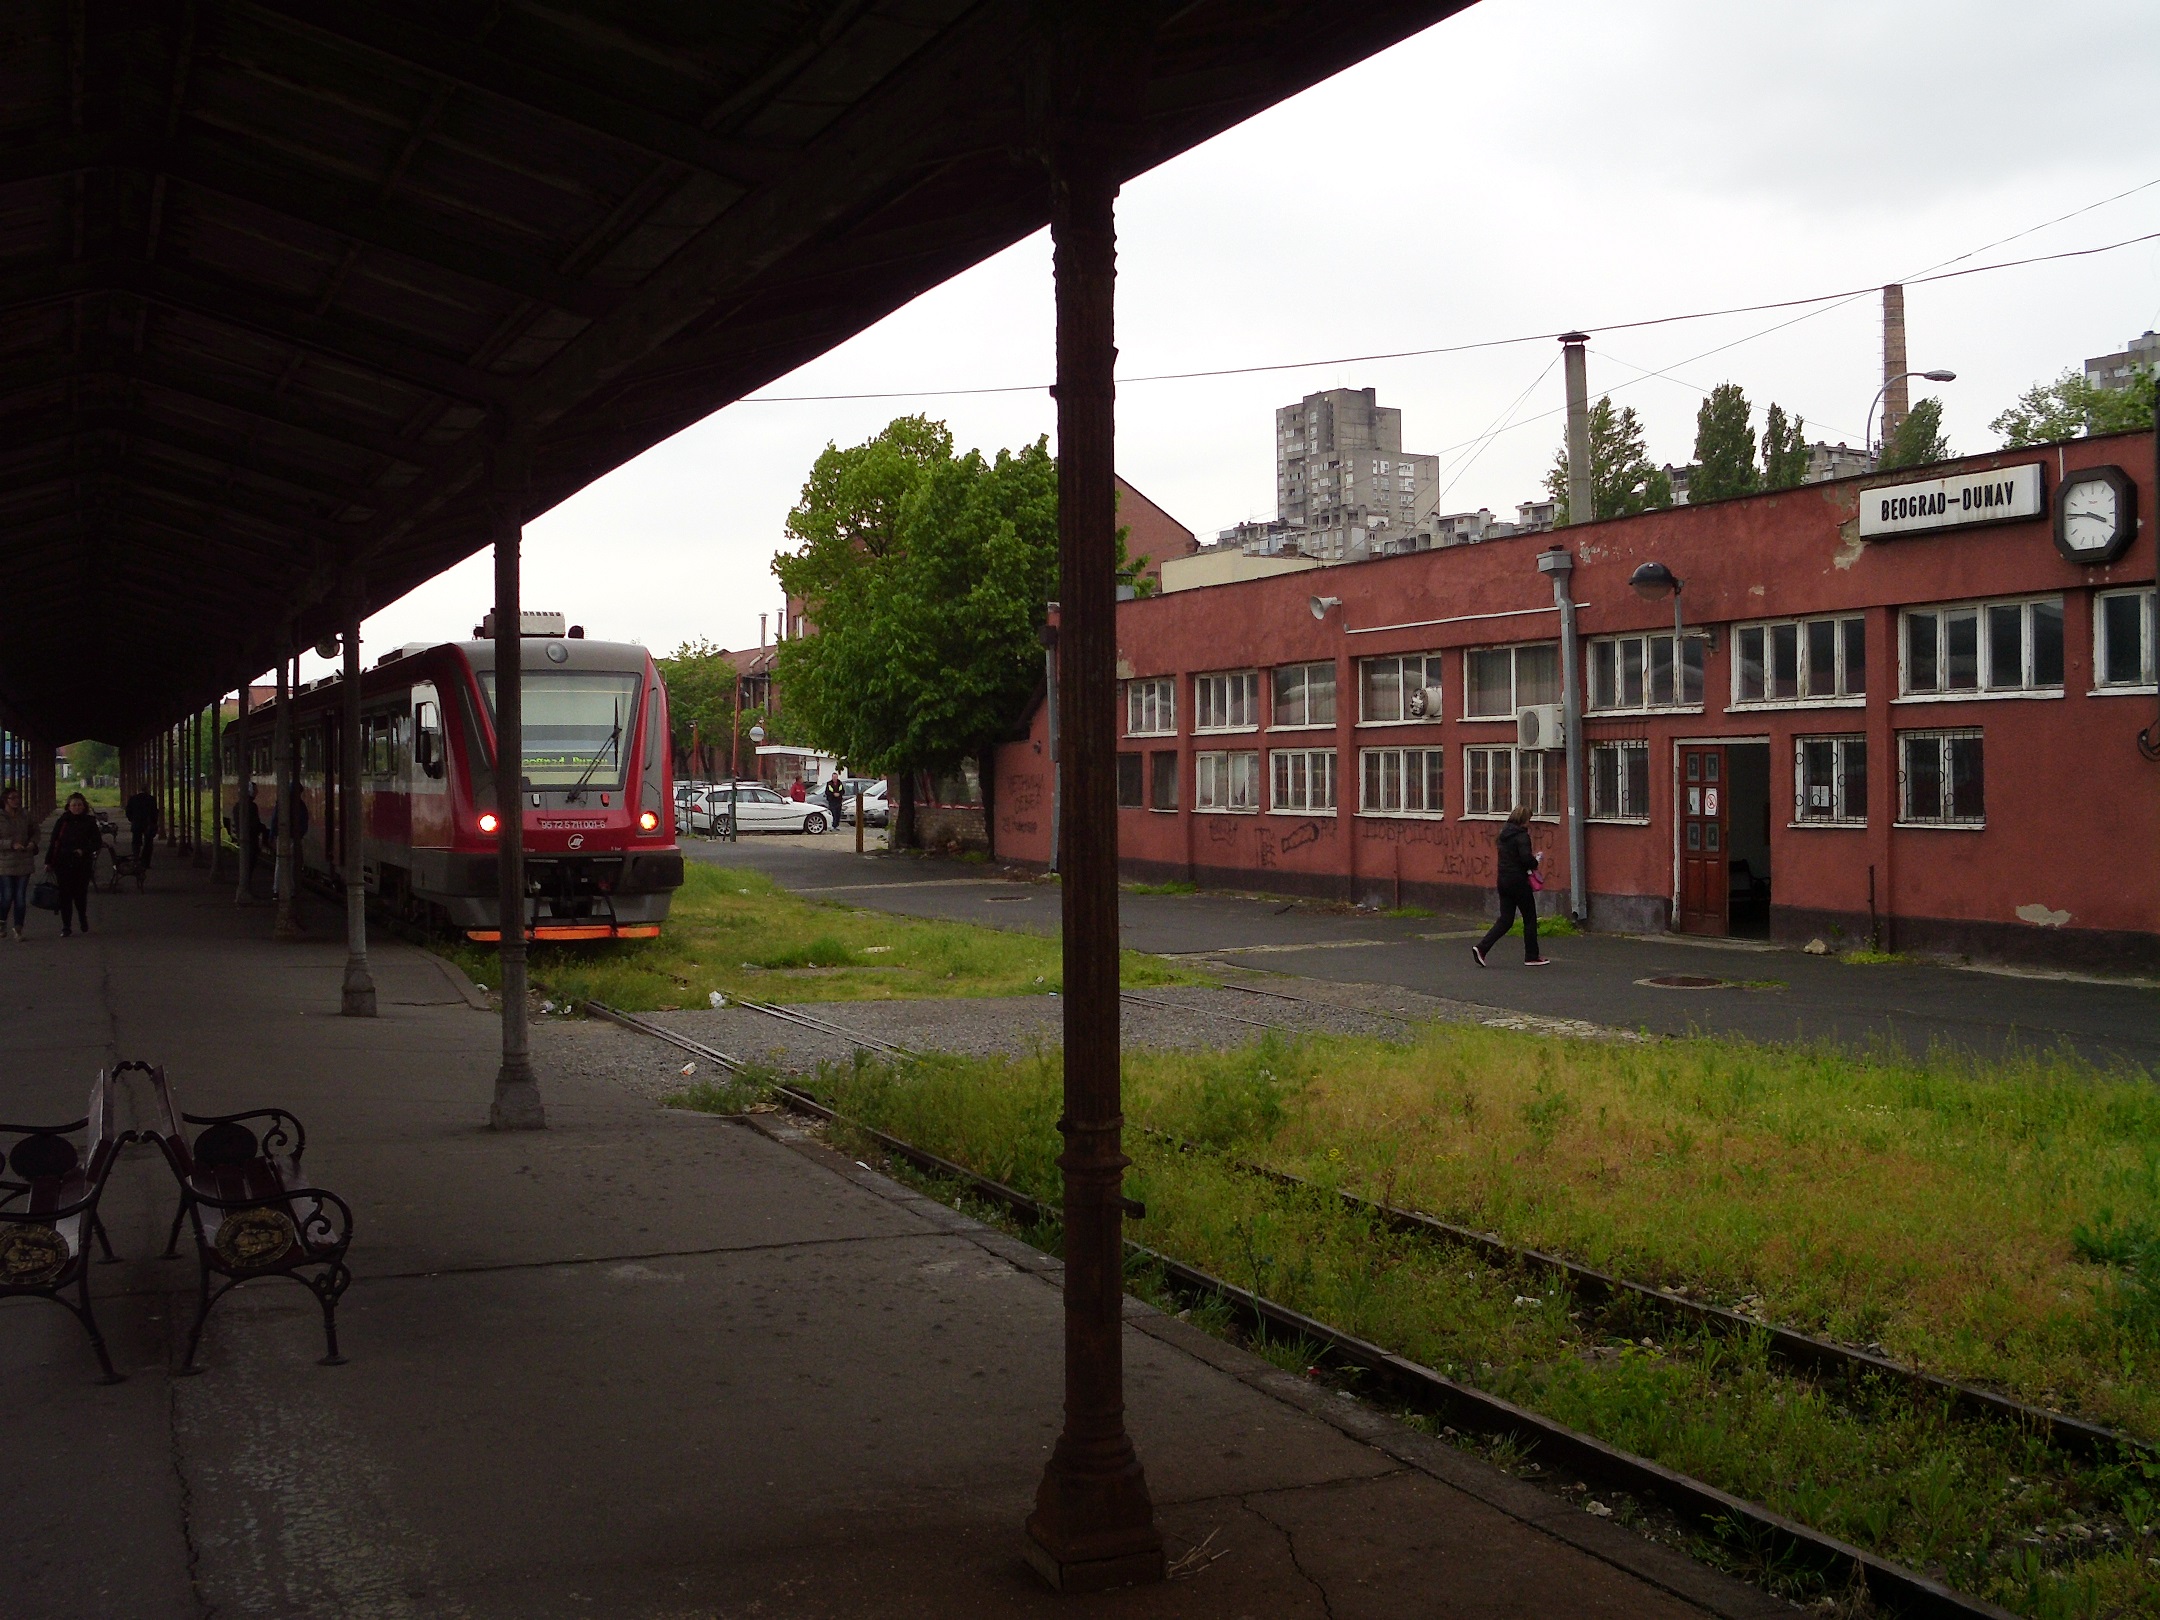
<box><xmin>5</xmin><ymin>875</ymin><xmax>1784</xmax><ymax>1618</ymax></box>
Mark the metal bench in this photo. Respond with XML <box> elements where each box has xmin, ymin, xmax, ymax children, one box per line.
<box><xmin>1</xmin><ymin>1070</ymin><xmax>126</xmax><ymax>1383</ymax></box>
<box><xmin>135</xmin><ymin>1062</ymin><xmax>354</xmax><ymax>1372</ymax></box>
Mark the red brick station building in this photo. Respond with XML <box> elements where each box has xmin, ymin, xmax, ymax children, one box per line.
<box><xmin>993</xmin><ymin>432</ymin><xmax>2160</xmax><ymax>972</ymax></box>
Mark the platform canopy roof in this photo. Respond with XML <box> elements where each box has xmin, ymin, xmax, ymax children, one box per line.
<box><xmin>0</xmin><ymin>0</ymin><xmax>1468</xmax><ymax>743</ymax></box>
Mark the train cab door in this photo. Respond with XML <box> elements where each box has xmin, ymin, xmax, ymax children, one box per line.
<box><xmin>1676</xmin><ymin>744</ymin><xmax>1728</xmax><ymax>935</ymax></box>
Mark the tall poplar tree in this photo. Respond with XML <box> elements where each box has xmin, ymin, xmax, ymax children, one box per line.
<box><xmin>1545</xmin><ymin>396</ymin><xmax>1674</xmax><ymax>522</ymax></box>
<box><xmin>1689</xmin><ymin>383</ymin><xmax>1759</xmax><ymax>503</ymax></box>
<box><xmin>1761</xmin><ymin>403</ymin><xmax>1810</xmax><ymax>489</ymax></box>
<box><xmin>1879</xmin><ymin>397</ymin><xmax>1951</xmax><ymax>470</ymax></box>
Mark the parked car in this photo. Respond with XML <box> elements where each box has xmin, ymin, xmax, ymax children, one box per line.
<box><xmin>836</xmin><ymin>779</ymin><xmax>889</xmax><ymax>827</ymax></box>
<box><xmin>690</xmin><ymin>782</ymin><xmax>833</xmax><ymax>836</ymax></box>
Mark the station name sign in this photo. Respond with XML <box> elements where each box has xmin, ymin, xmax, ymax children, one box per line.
<box><xmin>1858</xmin><ymin>463</ymin><xmax>2045</xmax><ymax>539</ymax></box>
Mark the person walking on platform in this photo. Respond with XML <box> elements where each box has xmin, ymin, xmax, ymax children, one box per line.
<box><xmin>0</xmin><ymin>786</ymin><xmax>35</xmax><ymax>940</ymax></box>
<box><xmin>124</xmin><ymin>782</ymin><xmax>159</xmax><ymax>865</ymax></box>
<box><xmin>45</xmin><ymin>791</ymin><xmax>101</xmax><ymax>938</ymax></box>
<box><xmin>1472</xmin><ymin>804</ymin><xmax>1549</xmax><ymax>968</ymax></box>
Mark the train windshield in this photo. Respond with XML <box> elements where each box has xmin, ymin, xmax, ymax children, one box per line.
<box><xmin>479</xmin><ymin>671</ymin><xmax>642</xmax><ymax>791</ymax></box>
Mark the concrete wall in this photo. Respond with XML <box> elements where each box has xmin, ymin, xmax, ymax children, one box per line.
<box><xmin>997</xmin><ymin>431</ymin><xmax>2160</xmax><ymax>971</ymax></box>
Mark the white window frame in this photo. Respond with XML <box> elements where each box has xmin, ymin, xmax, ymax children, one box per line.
<box><xmin>1194</xmin><ymin>749</ymin><xmax>1261</xmax><ymax>813</ymax></box>
<box><xmin>1357</xmin><ymin>652</ymin><xmax>1446</xmax><ymax>725</ymax></box>
<box><xmin>1270</xmin><ymin>661</ymin><xmax>1338</xmax><ymax>729</ymax></box>
<box><xmin>1898</xmin><ymin>595</ymin><xmax>2064</xmax><ymax>703</ymax></box>
<box><xmin>1193</xmin><ymin>670</ymin><xmax>1261</xmax><ymax>733</ymax></box>
<box><xmin>1587</xmin><ymin>632</ymin><xmax>1707</xmax><ymax>714</ymax></box>
<box><xmin>1587</xmin><ymin>740</ymin><xmax>1650</xmax><ymax>822</ymax></box>
<box><xmin>1462</xmin><ymin>642</ymin><xmax>1561</xmax><ymax>721</ymax></box>
<box><xmin>1730</xmin><ymin>616</ymin><xmax>1866</xmax><ymax>709</ymax></box>
<box><xmin>1896</xmin><ymin>728</ymin><xmax>1985</xmax><ymax>828</ymax></box>
<box><xmin>2094</xmin><ymin>587</ymin><xmax>2158</xmax><ymax>694</ymax></box>
<box><xmin>1793</xmin><ymin>734</ymin><xmax>1867</xmax><ymax>827</ymax></box>
<box><xmin>1357</xmin><ymin>746</ymin><xmax>1445</xmax><ymax>817</ymax></box>
<box><xmin>1270</xmin><ymin>748</ymin><xmax>1338</xmax><ymax>814</ymax></box>
<box><xmin>1463</xmin><ymin>745</ymin><xmax>1562</xmax><ymax>820</ymax></box>
<box><xmin>1124</xmin><ymin>677</ymin><xmax>1176</xmax><ymax>737</ymax></box>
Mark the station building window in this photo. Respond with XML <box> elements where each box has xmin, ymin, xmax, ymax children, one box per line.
<box><xmin>1359</xmin><ymin>746</ymin><xmax>1444</xmax><ymax>816</ymax></box>
<box><xmin>1463</xmin><ymin>642</ymin><xmax>1559</xmax><ymax>719</ymax></box>
<box><xmin>1194</xmin><ymin>670</ymin><xmax>1261</xmax><ymax>732</ymax></box>
<box><xmin>1150</xmin><ymin>751</ymin><xmax>1179</xmax><ymax>811</ymax></box>
<box><xmin>1794</xmin><ymin>735</ymin><xmax>1866</xmax><ymax>825</ymax></box>
<box><xmin>1117</xmin><ymin>753</ymin><xmax>1143</xmax><ymax>808</ymax></box>
<box><xmin>1589</xmin><ymin>631</ymin><xmax>1705</xmax><ymax>711</ymax></box>
<box><xmin>2095</xmin><ymin>588</ymin><xmax>2157</xmax><ymax>690</ymax></box>
<box><xmin>1734</xmin><ymin>617</ymin><xmax>1864</xmax><ymax>705</ymax></box>
<box><xmin>1588</xmin><ymin>740</ymin><xmax>1650</xmax><ymax>821</ymax></box>
<box><xmin>1358</xmin><ymin>653</ymin><xmax>1444</xmax><ymax>723</ymax></box>
<box><xmin>1465</xmin><ymin>745</ymin><xmax>1561</xmax><ymax>818</ymax></box>
<box><xmin>1124</xmin><ymin>677</ymin><xmax>1175</xmax><ymax>737</ymax></box>
<box><xmin>1898</xmin><ymin>729</ymin><xmax>1984</xmax><ymax>826</ymax></box>
<box><xmin>1270</xmin><ymin>748</ymin><xmax>1338</xmax><ymax>813</ymax></box>
<box><xmin>1901</xmin><ymin>597</ymin><xmax>2062</xmax><ymax>698</ymax></box>
<box><xmin>1271</xmin><ymin>661</ymin><xmax>1337</xmax><ymax>728</ymax></box>
<box><xmin>1195</xmin><ymin>749</ymin><xmax>1260</xmax><ymax>812</ymax></box>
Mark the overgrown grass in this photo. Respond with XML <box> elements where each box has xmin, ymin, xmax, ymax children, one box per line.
<box><xmin>1125</xmin><ymin>879</ymin><xmax>1198</xmax><ymax>896</ymax></box>
<box><xmin>793</xmin><ymin>1029</ymin><xmax>2160</xmax><ymax>1616</ymax></box>
<box><xmin>442</xmin><ymin>861</ymin><xmax>1204</xmax><ymax>1009</ymax></box>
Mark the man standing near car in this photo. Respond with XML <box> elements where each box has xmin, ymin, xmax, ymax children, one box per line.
<box><xmin>824</xmin><ymin>771</ymin><xmax>844</xmax><ymax>828</ymax></box>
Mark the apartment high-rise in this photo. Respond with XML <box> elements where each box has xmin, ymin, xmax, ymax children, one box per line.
<box><xmin>1275</xmin><ymin>387</ymin><xmax>1437</xmax><ymax>557</ymax></box>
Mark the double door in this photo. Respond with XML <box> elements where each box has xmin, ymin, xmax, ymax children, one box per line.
<box><xmin>1677</xmin><ymin>744</ymin><xmax>1727</xmax><ymax>935</ymax></box>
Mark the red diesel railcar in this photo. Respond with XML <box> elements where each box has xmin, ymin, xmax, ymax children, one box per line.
<box><xmin>233</xmin><ymin>624</ymin><xmax>684</xmax><ymax>939</ymax></box>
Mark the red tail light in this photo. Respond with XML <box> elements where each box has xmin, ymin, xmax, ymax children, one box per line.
<box><xmin>638</xmin><ymin>810</ymin><xmax>659</xmax><ymax>831</ymax></box>
<box><xmin>478</xmin><ymin>812</ymin><xmax>500</xmax><ymax>834</ymax></box>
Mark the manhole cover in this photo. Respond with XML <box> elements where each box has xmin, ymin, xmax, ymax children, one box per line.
<box><xmin>1637</xmin><ymin>974</ymin><xmax>1731</xmax><ymax>990</ymax></box>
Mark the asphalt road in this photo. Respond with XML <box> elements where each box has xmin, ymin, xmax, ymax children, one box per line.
<box><xmin>684</xmin><ymin>830</ymin><xmax>2160</xmax><ymax>1072</ymax></box>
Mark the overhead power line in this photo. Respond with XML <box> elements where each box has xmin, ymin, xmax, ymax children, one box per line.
<box><xmin>737</xmin><ymin>218</ymin><xmax>2160</xmax><ymax>405</ymax></box>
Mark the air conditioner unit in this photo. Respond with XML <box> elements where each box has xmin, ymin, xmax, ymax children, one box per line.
<box><xmin>479</xmin><ymin>610</ymin><xmax>568</xmax><ymax>639</ymax></box>
<box><xmin>1516</xmin><ymin>704</ymin><xmax>1565</xmax><ymax>750</ymax></box>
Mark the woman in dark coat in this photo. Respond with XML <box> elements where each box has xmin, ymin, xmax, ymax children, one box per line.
<box><xmin>46</xmin><ymin>791</ymin><xmax>102</xmax><ymax>938</ymax></box>
<box><xmin>1472</xmin><ymin>803</ymin><xmax>1549</xmax><ymax>967</ymax></box>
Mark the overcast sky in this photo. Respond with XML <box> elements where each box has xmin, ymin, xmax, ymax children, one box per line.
<box><xmin>309</xmin><ymin>0</ymin><xmax>2160</xmax><ymax>680</ymax></box>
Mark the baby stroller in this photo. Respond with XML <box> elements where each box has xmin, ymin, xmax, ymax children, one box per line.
<box><xmin>95</xmin><ymin>815</ymin><xmax>150</xmax><ymax>893</ymax></box>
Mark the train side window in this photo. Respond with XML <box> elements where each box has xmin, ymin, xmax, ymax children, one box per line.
<box><xmin>414</xmin><ymin>701</ymin><xmax>445</xmax><ymax>778</ymax></box>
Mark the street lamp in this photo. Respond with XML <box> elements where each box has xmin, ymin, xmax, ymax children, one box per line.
<box><xmin>1629</xmin><ymin>561</ymin><xmax>1687</xmax><ymax>645</ymax></box>
<box><xmin>1866</xmin><ymin>368</ymin><xmax>1957</xmax><ymax>461</ymax></box>
<box><xmin>734</xmin><ymin>721</ymin><xmax>767</xmax><ymax>843</ymax></box>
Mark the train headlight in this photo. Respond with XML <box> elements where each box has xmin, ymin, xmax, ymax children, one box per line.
<box><xmin>638</xmin><ymin>810</ymin><xmax>659</xmax><ymax>832</ymax></box>
<box><xmin>478</xmin><ymin>812</ymin><xmax>500</xmax><ymax>834</ymax></box>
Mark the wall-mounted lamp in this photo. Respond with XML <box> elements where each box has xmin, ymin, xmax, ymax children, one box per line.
<box><xmin>1309</xmin><ymin>595</ymin><xmax>1342</xmax><ymax>622</ymax></box>
<box><xmin>1629</xmin><ymin>561</ymin><xmax>1688</xmax><ymax>646</ymax></box>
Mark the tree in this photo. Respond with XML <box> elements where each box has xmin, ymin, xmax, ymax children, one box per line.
<box><xmin>1689</xmin><ymin>382</ymin><xmax>1759</xmax><ymax>503</ymax></box>
<box><xmin>654</xmin><ymin>638</ymin><xmax>737</xmax><ymax>776</ymax></box>
<box><xmin>1879</xmin><ymin>396</ymin><xmax>1950</xmax><ymax>470</ymax></box>
<box><xmin>1761</xmin><ymin>402</ymin><xmax>1810</xmax><ymax>490</ymax></box>
<box><xmin>1544</xmin><ymin>396</ymin><xmax>1674</xmax><ymax>523</ymax></box>
<box><xmin>1989</xmin><ymin>367</ymin><xmax>2158</xmax><ymax>448</ymax></box>
<box><xmin>775</xmin><ymin>416</ymin><xmax>1130</xmax><ymax>848</ymax></box>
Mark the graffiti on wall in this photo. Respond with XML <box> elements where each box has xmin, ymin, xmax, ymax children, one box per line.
<box><xmin>1002</xmin><ymin>772</ymin><xmax>1044</xmax><ymax>837</ymax></box>
<box><xmin>1354</xmin><ymin>818</ymin><xmax>1559</xmax><ymax>884</ymax></box>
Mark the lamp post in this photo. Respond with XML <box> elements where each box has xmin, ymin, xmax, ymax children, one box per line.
<box><xmin>1866</xmin><ymin>369</ymin><xmax>1956</xmax><ymax>462</ymax></box>
<box><xmin>738</xmin><ymin>722</ymin><xmax>765</xmax><ymax>843</ymax></box>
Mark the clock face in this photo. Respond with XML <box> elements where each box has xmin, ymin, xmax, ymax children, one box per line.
<box><xmin>2062</xmin><ymin>478</ymin><xmax>2119</xmax><ymax>552</ymax></box>
<box><xmin>2053</xmin><ymin>467</ymin><xmax>2136</xmax><ymax>565</ymax></box>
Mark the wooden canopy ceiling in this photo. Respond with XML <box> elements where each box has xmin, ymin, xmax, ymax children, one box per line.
<box><xmin>0</xmin><ymin>0</ymin><xmax>1468</xmax><ymax>742</ymax></box>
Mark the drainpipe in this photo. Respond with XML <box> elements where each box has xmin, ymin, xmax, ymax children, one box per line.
<box><xmin>1539</xmin><ymin>546</ymin><xmax>1588</xmax><ymax>925</ymax></box>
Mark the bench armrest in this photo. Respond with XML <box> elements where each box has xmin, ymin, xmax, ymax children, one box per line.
<box><xmin>181</xmin><ymin>1107</ymin><xmax>308</xmax><ymax>1163</ymax></box>
<box><xmin>188</xmin><ymin>1182</ymin><xmax>352</xmax><ymax>1254</ymax></box>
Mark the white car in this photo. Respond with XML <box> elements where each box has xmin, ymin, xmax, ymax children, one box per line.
<box><xmin>690</xmin><ymin>783</ymin><xmax>832</xmax><ymax>836</ymax></box>
<box><xmin>836</xmin><ymin>780</ymin><xmax>889</xmax><ymax>827</ymax></box>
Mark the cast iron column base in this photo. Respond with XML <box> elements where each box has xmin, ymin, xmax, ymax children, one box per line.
<box><xmin>489</xmin><ymin>1073</ymin><xmax>545</xmax><ymax>1131</ymax></box>
<box><xmin>340</xmin><ymin>959</ymin><xmax>377</xmax><ymax>1017</ymax></box>
<box><xmin>1025</xmin><ymin>1448</ymin><xmax>1164</xmax><ymax>1591</ymax></box>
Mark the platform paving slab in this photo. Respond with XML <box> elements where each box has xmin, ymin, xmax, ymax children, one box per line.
<box><xmin>7</xmin><ymin>879</ymin><xmax>1784</xmax><ymax>1619</ymax></box>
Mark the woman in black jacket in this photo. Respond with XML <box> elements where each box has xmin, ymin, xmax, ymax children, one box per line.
<box><xmin>1472</xmin><ymin>804</ymin><xmax>1549</xmax><ymax>967</ymax></box>
<box><xmin>46</xmin><ymin>792</ymin><xmax>102</xmax><ymax>938</ymax></box>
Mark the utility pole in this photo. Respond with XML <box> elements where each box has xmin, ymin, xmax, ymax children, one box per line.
<box><xmin>1551</xmin><ymin>332</ymin><xmax>1594</xmax><ymax>926</ymax></box>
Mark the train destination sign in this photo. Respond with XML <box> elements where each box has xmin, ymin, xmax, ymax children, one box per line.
<box><xmin>1859</xmin><ymin>462</ymin><xmax>2044</xmax><ymax>539</ymax></box>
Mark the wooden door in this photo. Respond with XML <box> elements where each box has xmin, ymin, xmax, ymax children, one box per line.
<box><xmin>1677</xmin><ymin>744</ymin><xmax>1729</xmax><ymax>935</ymax></box>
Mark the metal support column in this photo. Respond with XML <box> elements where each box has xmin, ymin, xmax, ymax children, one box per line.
<box><xmin>340</xmin><ymin>604</ymin><xmax>376</xmax><ymax>1016</ymax></box>
<box><xmin>234</xmin><ymin>681</ymin><xmax>255</xmax><ymax>902</ymax></box>
<box><xmin>1025</xmin><ymin>64</ymin><xmax>1162</xmax><ymax>1591</ymax></box>
<box><xmin>209</xmin><ymin>693</ymin><xmax>225</xmax><ymax>878</ymax></box>
<box><xmin>489</xmin><ymin>494</ymin><xmax>544</xmax><ymax>1130</ymax></box>
<box><xmin>273</xmin><ymin>653</ymin><xmax>300</xmax><ymax>940</ymax></box>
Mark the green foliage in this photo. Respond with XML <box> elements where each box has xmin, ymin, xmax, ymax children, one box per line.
<box><xmin>1544</xmin><ymin>396</ymin><xmax>1675</xmax><ymax>522</ymax></box>
<box><xmin>774</xmin><ymin>416</ymin><xmax>1118</xmax><ymax>784</ymax></box>
<box><xmin>654</xmin><ymin>638</ymin><xmax>738</xmax><ymax>768</ymax></box>
<box><xmin>1880</xmin><ymin>397</ymin><xmax>1951</xmax><ymax>470</ymax></box>
<box><xmin>64</xmin><ymin>740</ymin><xmax>118</xmax><ymax>780</ymax></box>
<box><xmin>1760</xmin><ymin>403</ymin><xmax>1810</xmax><ymax>490</ymax></box>
<box><xmin>1689</xmin><ymin>382</ymin><xmax>1760</xmax><ymax>503</ymax></box>
<box><xmin>1990</xmin><ymin>368</ymin><xmax>2158</xmax><ymax>448</ymax></box>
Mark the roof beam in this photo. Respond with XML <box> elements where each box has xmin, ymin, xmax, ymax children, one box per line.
<box><xmin>237</xmin><ymin>1</ymin><xmax>785</xmax><ymax>188</ymax></box>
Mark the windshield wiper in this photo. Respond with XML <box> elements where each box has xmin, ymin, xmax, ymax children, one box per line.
<box><xmin>562</xmin><ymin>704</ymin><xmax>620</xmax><ymax>802</ymax></box>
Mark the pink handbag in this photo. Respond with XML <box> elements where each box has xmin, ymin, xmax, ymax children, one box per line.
<box><xmin>1528</xmin><ymin>870</ymin><xmax>1545</xmax><ymax>892</ymax></box>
